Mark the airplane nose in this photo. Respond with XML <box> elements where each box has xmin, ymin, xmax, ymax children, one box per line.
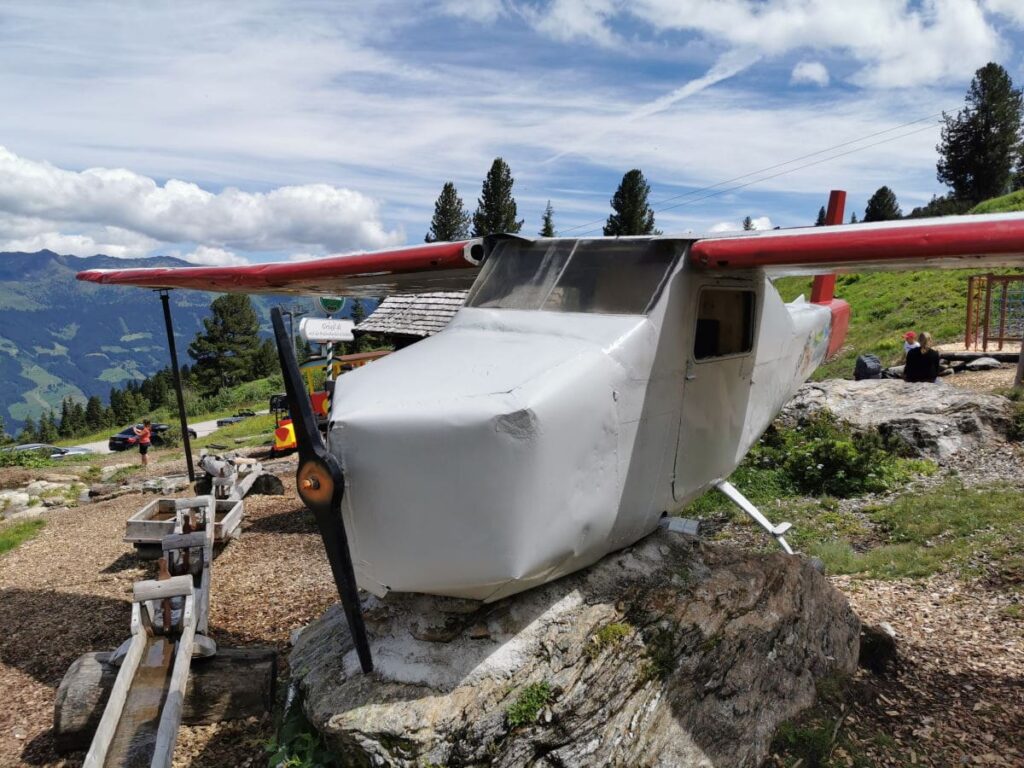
<box><xmin>330</xmin><ymin>346</ymin><xmax>624</xmax><ymax>601</ymax></box>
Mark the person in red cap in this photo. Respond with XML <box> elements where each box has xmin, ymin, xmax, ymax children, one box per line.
<box><xmin>903</xmin><ymin>331</ymin><xmax>919</xmax><ymax>356</ymax></box>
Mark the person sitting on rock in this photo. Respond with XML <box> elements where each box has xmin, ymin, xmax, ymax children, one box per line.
<box><xmin>903</xmin><ymin>331</ymin><xmax>940</xmax><ymax>383</ymax></box>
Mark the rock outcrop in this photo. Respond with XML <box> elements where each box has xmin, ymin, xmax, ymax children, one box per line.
<box><xmin>781</xmin><ymin>379</ymin><xmax>1016</xmax><ymax>459</ymax></box>
<box><xmin>291</xmin><ymin>531</ymin><xmax>860</xmax><ymax>767</ymax></box>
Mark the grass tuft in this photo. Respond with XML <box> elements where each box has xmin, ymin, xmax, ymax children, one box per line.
<box><xmin>0</xmin><ymin>519</ymin><xmax>45</xmax><ymax>556</ymax></box>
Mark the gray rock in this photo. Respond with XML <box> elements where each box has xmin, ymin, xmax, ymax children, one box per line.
<box><xmin>781</xmin><ymin>379</ymin><xmax>1015</xmax><ymax>459</ymax></box>
<box><xmin>291</xmin><ymin>531</ymin><xmax>859</xmax><ymax>768</ymax></box>
<box><xmin>965</xmin><ymin>356</ymin><xmax>1002</xmax><ymax>370</ymax></box>
<box><xmin>0</xmin><ymin>490</ymin><xmax>31</xmax><ymax>512</ymax></box>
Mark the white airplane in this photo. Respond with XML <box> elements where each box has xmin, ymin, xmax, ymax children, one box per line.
<box><xmin>79</xmin><ymin>191</ymin><xmax>1024</xmax><ymax>671</ymax></box>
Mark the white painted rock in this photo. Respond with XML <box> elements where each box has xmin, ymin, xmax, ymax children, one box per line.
<box><xmin>781</xmin><ymin>379</ymin><xmax>1015</xmax><ymax>459</ymax></box>
<box><xmin>291</xmin><ymin>531</ymin><xmax>859</xmax><ymax>768</ymax></box>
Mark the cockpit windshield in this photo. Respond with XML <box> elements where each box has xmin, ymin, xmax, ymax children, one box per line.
<box><xmin>466</xmin><ymin>239</ymin><xmax>680</xmax><ymax>315</ymax></box>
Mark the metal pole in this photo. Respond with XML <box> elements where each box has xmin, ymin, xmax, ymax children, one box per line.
<box><xmin>159</xmin><ymin>290</ymin><xmax>196</xmax><ymax>482</ymax></box>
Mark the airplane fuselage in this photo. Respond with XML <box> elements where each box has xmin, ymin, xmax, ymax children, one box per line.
<box><xmin>329</xmin><ymin>237</ymin><xmax>831</xmax><ymax>601</ymax></box>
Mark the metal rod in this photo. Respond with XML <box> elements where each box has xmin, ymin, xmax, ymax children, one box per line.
<box><xmin>160</xmin><ymin>290</ymin><xmax>196</xmax><ymax>482</ymax></box>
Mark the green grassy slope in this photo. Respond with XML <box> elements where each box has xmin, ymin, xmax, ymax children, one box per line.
<box><xmin>776</xmin><ymin>269</ymin><xmax>990</xmax><ymax>380</ymax></box>
<box><xmin>969</xmin><ymin>190</ymin><xmax>1024</xmax><ymax>214</ymax></box>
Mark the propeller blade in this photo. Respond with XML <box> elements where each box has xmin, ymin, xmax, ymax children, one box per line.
<box><xmin>271</xmin><ymin>308</ymin><xmax>373</xmax><ymax>673</ymax></box>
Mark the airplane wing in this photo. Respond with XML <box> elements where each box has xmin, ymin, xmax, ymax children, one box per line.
<box><xmin>690</xmin><ymin>212</ymin><xmax>1024</xmax><ymax>276</ymax></box>
<box><xmin>76</xmin><ymin>240</ymin><xmax>484</xmax><ymax>297</ymax></box>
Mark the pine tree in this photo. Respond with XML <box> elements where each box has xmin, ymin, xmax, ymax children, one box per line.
<box><xmin>19</xmin><ymin>415</ymin><xmax>37</xmax><ymax>443</ymax></box>
<box><xmin>472</xmin><ymin>158</ymin><xmax>524</xmax><ymax>236</ymax></box>
<box><xmin>188</xmin><ymin>294</ymin><xmax>262</xmax><ymax>394</ymax></box>
<box><xmin>815</xmin><ymin>206</ymin><xmax>827</xmax><ymax>226</ymax></box>
<box><xmin>58</xmin><ymin>398</ymin><xmax>73</xmax><ymax>438</ymax></box>
<box><xmin>604</xmin><ymin>169</ymin><xmax>658</xmax><ymax>236</ymax></box>
<box><xmin>742</xmin><ymin>216</ymin><xmax>755</xmax><ymax>231</ymax></box>
<box><xmin>863</xmin><ymin>186</ymin><xmax>903</xmax><ymax>222</ymax></box>
<box><xmin>938</xmin><ymin>62</ymin><xmax>1024</xmax><ymax>204</ymax></box>
<box><xmin>85</xmin><ymin>396</ymin><xmax>106</xmax><ymax>431</ymax></box>
<box><xmin>850</xmin><ymin>212</ymin><xmax>859</xmax><ymax>224</ymax></box>
<box><xmin>38</xmin><ymin>410</ymin><xmax>59</xmax><ymax>443</ymax></box>
<box><xmin>539</xmin><ymin>201</ymin><xmax>556</xmax><ymax>237</ymax></box>
<box><xmin>425</xmin><ymin>182</ymin><xmax>471</xmax><ymax>242</ymax></box>
<box><xmin>253</xmin><ymin>338</ymin><xmax>279</xmax><ymax>377</ymax></box>
<box><xmin>0</xmin><ymin>415</ymin><xmax>8</xmax><ymax>444</ymax></box>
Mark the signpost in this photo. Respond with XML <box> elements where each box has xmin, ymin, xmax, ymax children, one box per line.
<box><xmin>299</xmin><ymin>317</ymin><xmax>355</xmax><ymax>344</ymax></box>
<box><xmin>317</xmin><ymin>296</ymin><xmax>346</xmax><ymax>316</ymax></box>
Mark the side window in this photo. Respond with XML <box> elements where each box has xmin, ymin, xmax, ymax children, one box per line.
<box><xmin>693</xmin><ymin>289</ymin><xmax>755</xmax><ymax>360</ymax></box>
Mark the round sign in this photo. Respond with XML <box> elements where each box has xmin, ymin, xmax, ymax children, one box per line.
<box><xmin>318</xmin><ymin>296</ymin><xmax>346</xmax><ymax>315</ymax></box>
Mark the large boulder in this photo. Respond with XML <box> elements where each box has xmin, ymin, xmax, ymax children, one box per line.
<box><xmin>290</xmin><ymin>531</ymin><xmax>859</xmax><ymax>768</ymax></box>
<box><xmin>781</xmin><ymin>379</ymin><xmax>1015</xmax><ymax>459</ymax></box>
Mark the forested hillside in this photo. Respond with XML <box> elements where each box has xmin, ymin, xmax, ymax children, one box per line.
<box><xmin>0</xmin><ymin>251</ymin><xmax>367</xmax><ymax>433</ymax></box>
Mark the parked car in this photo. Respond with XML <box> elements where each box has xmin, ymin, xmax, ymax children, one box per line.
<box><xmin>108</xmin><ymin>424</ymin><xmax>197</xmax><ymax>451</ymax></box>
<box><xmin>216</xmin><ymin>410</ymin><xmax>256</xmax><ymax>427</ymax></box>
<box><xmin>2</xmin><ymin>443</ymin><xmax>94</xmax><ymax>459</ymax></box>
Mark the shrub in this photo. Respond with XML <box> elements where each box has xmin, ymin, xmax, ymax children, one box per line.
<box><xmin>506</xmin><ymin>682</ymin><xmax>552</xmax><ymax>728</ymax></box>
<box><xmin>749</xmin><ymin>413</ymin><xmax>915</xmax><ymax>498</ymax></box>
<box><xmin>0</xmin><ymin>449</ymin><xmax>55</xmax><ymax>469</ymax></box>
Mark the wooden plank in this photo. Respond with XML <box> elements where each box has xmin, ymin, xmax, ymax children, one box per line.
<box><xmin>161</xmin><ymin>532</ymin><xmax>207</xmax><ymax>552</ymax></box>
<box><xmin>151</xmin><ymin>597</ymin><xmax>196</xmax><ymax>768</ymax></box>
<box><xmin>133</xmin><ymin>576</ymin><xmax>194</xmax><ymax>603</ymax></box>
<box><xmin>81</xmin><ymin>626</ymin><xmax>146</xmax><ymax>768</ymax></box>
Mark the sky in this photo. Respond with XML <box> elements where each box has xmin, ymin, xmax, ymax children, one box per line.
<box><xmin>1</xmin><ymin>0</ymin><xmax>1023</xmax><ymax>266</ymax></box>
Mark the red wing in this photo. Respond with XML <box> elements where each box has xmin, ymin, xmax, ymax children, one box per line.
<box><xmin>76</xmin><ymin>240</ymin><xmax>484</xmax><ymax>297</ymax></box>
<box><xmin>690</xmin><ymin>213</ymin><xmax>1024</xmax><ymax>275</ymax></box>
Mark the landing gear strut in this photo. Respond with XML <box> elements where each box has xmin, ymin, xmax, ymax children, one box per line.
<box><xmin>715</xmin><ymin>480</ymin><xmax>795</xmax><ymax>555</ymax></box>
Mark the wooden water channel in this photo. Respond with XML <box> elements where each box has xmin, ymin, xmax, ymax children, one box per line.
<box><xmin>76</xmin><ymin>455</ymin><xmax>265</xmax><ymax>767</ymax></box>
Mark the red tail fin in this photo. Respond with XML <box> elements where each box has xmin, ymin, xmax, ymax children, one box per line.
<box><xmin>811</xmin><ymin>190</ymin><xmax>850</xmax><ymax>358</ymax></box>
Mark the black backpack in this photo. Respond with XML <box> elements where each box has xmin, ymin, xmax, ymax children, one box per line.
<box><xmin>854</xmin><ymin>354</ymin><xmax>882</xmax><ymax>380</ymax></box>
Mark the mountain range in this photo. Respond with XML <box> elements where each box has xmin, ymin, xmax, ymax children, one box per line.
<box><xmin>0</xmin><ymin>251</ymin><xmax>354</xmax><ymax>433</ymax></box>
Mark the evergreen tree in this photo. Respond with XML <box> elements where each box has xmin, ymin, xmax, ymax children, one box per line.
<box><xmin>349</xmin><ymin>301</ymin><xmax>367</xmax><ymax>325</ymax></box>
<box><xmin>472</xmin><ymin>158</ymin><xmax>524</xmax><ymax>236</ymax></box>
<box><xmin>849</xmin><ymin>212</ymin><xmax>859</xmax><ymax>224</ymax></box>
<box><xmin>425</xmin><ymin>182</ymin><xmax>471</xmax><ymax>242</ymax></box>
<box><xmin>38</xmin><ymin>410</ymin><xmax>59</xmax><ymax>443</ymax></box>
<box><xmin>539</xmin><ymin>201</ymin><xmax>556</xmax><ymax>237</ymax></box>
<box><xmin>69</xmin><ymin>401</ymin><xmax>87</xmax><ymax>434</ymax></box>
<box><xmin>58</xmin><ymin>398</ymin><xmax>73</xmax><ymax>438</ymax></box>
<box><xmin>742</xmin><ymin>216</ymin><xmax>755</xmax><ymax>231</ymax></box>
<box><xmin>0</xmin><ymin>415</ymin><xmax>9</xmax><ymax>444</ymax></box>
<box><xmin>188</xmin><ymin>294</ymin><xmax>262</xmax><ymax>394</ymax></box>
<box><xmin>937</xmin><ymin>62</ymin><xmax>1024</xmax><ymax>204</ymax></box>
<box><xmin>863</xmin><ymin>186</ymin><xmax>903</xmax><ymax>222</ymax></box>
<box><xmin>815</xmin><ymin>206</ymin><xmax>827</xmax><ymax>226</ymax></box>
<box><xmin>253</xmin><ymin>338</ymin><xmax>279</xmax><ymax>377</ymax></box>
<box><xmin>906</xmin><ymin>194</ymin><xmax>973</xmax><ymax>219</ymax></box>
<box><xmin>85</xmin><ymin>396</ymin><xmax>106</xmax><ymax>431</ymax></box>
<box><xmin>604</xmin><ymin>169</ymin><xmax>659</xmax><ymax>236</ymax></box>
<box><xmin>19</xmin><ymin>416</ymin><xmax>37</xmax><ymax>443</ymax></box>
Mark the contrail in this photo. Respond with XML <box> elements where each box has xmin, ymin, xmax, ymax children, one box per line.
<box><xmin>543</xmin><ymin>48</ymin><xmax>760</xmax><ymax>165</ymax></box>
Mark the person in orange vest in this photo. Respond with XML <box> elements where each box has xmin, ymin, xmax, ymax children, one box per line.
<box><xmin>132</xmin><ymin>419</ymin><xmax>152</xmax><ymax>467</ymax></box>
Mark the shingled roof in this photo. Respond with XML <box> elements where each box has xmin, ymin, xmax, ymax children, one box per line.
<box><xmin>355</xmin><ymin>291</ymin><xmax>468</xmax><ymax>338</ymax></box>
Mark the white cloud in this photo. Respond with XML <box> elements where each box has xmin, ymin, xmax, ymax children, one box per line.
<box><xmin>985</xmin><ymin>0</ymin><xmax>1024</xmax><ymax>27</ymax></box>
<box><xmin>791</xmin><ymin>60</ymin><xmax>830</xmax><ymax>87</ymax></box>
<box><xmin>0</xmin><ymin>226</ymin><xmax>159</xmax><ymax>258</ymax></box>
<box><xmin>0</xmin><ymin>147</ymin><xmax>403</xmax><ymax>256</ymax></box>
<box><xmin>522</xmin><ymin>0</ymin><xmax>1005</xmax><ymax>88</ymax></box>
<box><xmin>181</xmin><ymin>246</ymin><xmax>249</xmax><ymax>266</ymax></box>
<box><xmin>707</xmin><ymin>216</ymin><xmax>774</xmax><ymax>233</ymax></box>
<box><xmin>442</xmin><ymin>0</ymin><xmax>506</xmax><ymax>23</ymax></box>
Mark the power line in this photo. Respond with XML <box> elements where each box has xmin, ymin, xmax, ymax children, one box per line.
<box><xmin>559</xmin><ymin>111</ymin><xmax>945</xmax><ymax>237</ymax></box>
